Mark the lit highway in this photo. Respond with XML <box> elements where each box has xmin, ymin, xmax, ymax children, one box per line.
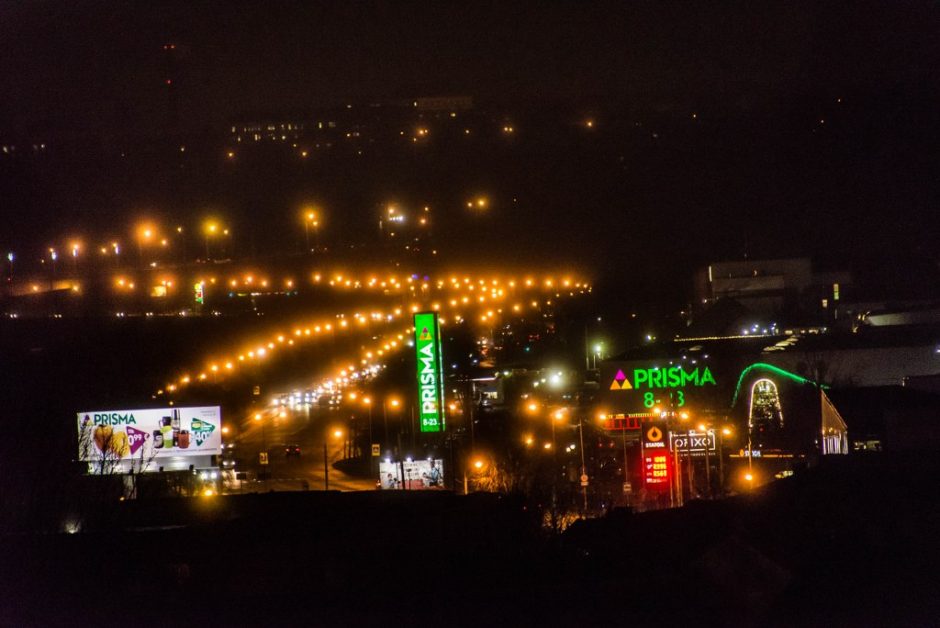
<box><xmin>150</xmin><ymin>269</ymin><xmax>593</xmax><ymax>492</ymax></box>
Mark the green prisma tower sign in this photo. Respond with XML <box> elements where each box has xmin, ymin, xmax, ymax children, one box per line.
<box><xmin>413</xmin><ymin>312</ymin><xmax>446</xmax><ymax>433</ymax></box>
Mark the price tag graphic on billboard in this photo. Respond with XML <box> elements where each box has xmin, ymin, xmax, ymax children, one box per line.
<box><xmin>191</xmin><ymin>419</ymin><xmax>216</xmax><ymax>447</ymax></box>
<box><xmin>126</xmin><ymin>426</ymin><xmax>148</xmax><ymax>456</ymax></box>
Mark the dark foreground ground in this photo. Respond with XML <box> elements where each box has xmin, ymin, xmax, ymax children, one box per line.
<box><xmin>2</xmin><ymin>453</ymin><xmax>938</xmax><ymax>627</ymax></box>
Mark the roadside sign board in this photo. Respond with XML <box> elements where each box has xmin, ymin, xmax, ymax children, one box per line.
<box><xmin>259</xmin><ymin>452</ymin><xmax>269</xmax><ymax>465</ymax></box>
<box><xmin>669</xmin><ymin>430</ymin><xmax>717</xmax><ymax>456</ymax></box>
<box><xmin>76</xmin><ymin>406</ymin><xmax>222</xmax><ymax>466</ymax></box>
<box><xmin>413</xmin><ymin>312</ymin><xmax>446</xmax><ymax>433</ymax></box>
<box><xmin>371</xmin><ymin>444</ymin><xmax>381</xmax><ymax>457</ymax></box>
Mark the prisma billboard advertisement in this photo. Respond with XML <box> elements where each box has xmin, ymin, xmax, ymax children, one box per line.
<box><xmin>77</xmin><ymin>406</ymin><xmax>222</xmax><ymax>462</ymax></box>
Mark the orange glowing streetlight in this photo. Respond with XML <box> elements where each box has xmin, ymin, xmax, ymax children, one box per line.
<box><xmin>302</xmin><ymin>207</ymin><xmax>320</xmax><ymax>252</ymax></box>
<box><xmin>136</xmin><ymin>223</ymin><xmax>156</xmax><ymax>267</ymax></box>
<box><xmin>203</xmin><ymin>220</ymin><xmax>219</xmax><ymax>260</ymax></box>
<box><xmin>324</xmin><ymin>427</ymin><xmax>345</xmax><ymax>490</ymax></box>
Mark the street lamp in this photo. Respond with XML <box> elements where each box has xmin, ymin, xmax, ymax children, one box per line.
<box><xmin>137</xmin><ymin>224</ymin><xmax>155</xmax><ymax>268</ymax></box>
<box><xmin>466</xmin><ymin>196</ymin><xmax>488</xmax><ymax>210</ymax></box>
<box><xmin>303</xmin><ymin>208</ymin><xmax>320</xmax><ymax>252</ymax></box>
<box><xmin>49</xmin><ymin>248</ymin><xmax>58</xmax><ymax>287</ymax></box>
<box><xmin>70</xmin><ymin>241</ymin><xmax>80</xmax><ymax>274</ymax></box>
<box><xmin>324</xmin><ymin>428</ymin><xmax>344</xmax><ymax>490</ymax></box>
<box><xmin>204</xmin><ymin>221</ymin><xmax>218</xmax><ymax>260</ymax></box>
<box><xmin>550</xmin><ymin>407</ymin><xmax>567</xmax><ymax>530</ymax></box>
<box><xmin>467</xmin><ymin>456</ymin><xmax>487</xmax><ymax>493</ymax></box>
<box><xmin>253</xmin><ymin>412</ymin><xmax>268</xmax><ymax>483</ymax></box>
<box><xmin>6</xmin><ymin>252</ymin><xmax>13</xmax><ymax>282</ymax></box>
<box><xmin>382</xmin><ymin>397</ymin><xmax>401</xmax><ymax>454</ymax></box>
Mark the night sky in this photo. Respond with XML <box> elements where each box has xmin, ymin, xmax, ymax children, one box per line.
<box><xmin>2</xmin><ymin>1</ymin><xmax>934</xmax><ymax>132</ymax></box>
<box><xmin>1</xmin><ymin>1</ymin><xmax>938</xmax><ymax>296</ymax></box>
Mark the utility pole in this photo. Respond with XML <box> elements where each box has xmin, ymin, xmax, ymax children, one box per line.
<box><xmin>323</xmin><ymin>441</ymin><xmax>329</xmax><ymax>490</ymax></box>
<box><xmin>703</xmin><ymin>429</ymin><xmax>712</xmax><ymax>498</ymax></box>
<box><xmin>621</xmin><ymin>418</ymin><xmax>630</xmax><ymax>506</ymax></box>
<box><xmin>578</xmin><ymin>418</ymin><xmax>587</xmax><ymax>516</ymax></box>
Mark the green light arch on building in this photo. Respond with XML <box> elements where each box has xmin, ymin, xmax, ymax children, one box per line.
<box><xmin>731</xmin><ymin>362</ymin><xmax>827</xmax><ymax>407</ymax></box>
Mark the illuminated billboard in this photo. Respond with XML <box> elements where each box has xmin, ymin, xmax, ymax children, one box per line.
<box><xmin>603</xmin><ymin>360</ymin><xmax>719</xmax><ymax>415</ymax></box>
<box><xmin>669</xmin><ymin>429</ymin><xmax>717</xmax><ymax>457</ymax></box>
<box><xmin>643</xmin><ymin>451</ymin><xmax>671</xmax><ymax>489</ymax></box>
<box><xmin>413</xmin><ymin>312</ymin><xmax>446</xmax><ymax>432</ymax></box>
<box><xmin>379</xmin><ymin>459</ymin><xmax>446</xmax><ymax>490</ymax></box>
<box><xmin>77</xmin><ymin>406</ymin><xmax>222</xmax><ymax>465</ymax></box>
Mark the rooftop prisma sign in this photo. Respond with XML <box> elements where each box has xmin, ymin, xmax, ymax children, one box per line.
<box><xmin>604</xmin><ymin>361</ymin><xmax>718</xmax><ymax>414</ymax></box>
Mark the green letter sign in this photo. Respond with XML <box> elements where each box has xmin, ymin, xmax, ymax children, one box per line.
<box><xmin>413</xmin><ymin>312</ymin><xmax>446</xmax><ymax>432</ymax></box>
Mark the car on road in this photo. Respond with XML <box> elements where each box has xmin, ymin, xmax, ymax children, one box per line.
<box><xmin>284</xmin><ymin>444</ymin><xmax>301</xmax><ymax>457</ymax></box>
<box><xmin>220</xmin><ymin>443</ymin><xmax>239</xmax><ymax>469</ymax></box>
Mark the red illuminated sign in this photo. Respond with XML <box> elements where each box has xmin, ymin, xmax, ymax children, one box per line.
<box><xmin>600</xmin><ymin>412</ymin><xmax>664</xmax><ymax>431</ymax></box>
<box><xmin>643</xmin><ymin>451</ymin><xmax>671</xmax><ymax>489</ymax></box>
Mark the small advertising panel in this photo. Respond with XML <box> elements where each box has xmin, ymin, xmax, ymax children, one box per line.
<box><xmin>77</xmin><ymin>406</ymin><xmax>222</xmax><ymax>465</ymax></box>
<box><xmin>413</xmin><ymin>312</ymin><xmax>446</xmax><ymax>433</ymax></box>
<box><xmin>378</xmin><ymin>459</ymin><xmax>445</xmax><ymax>490</ymax></box>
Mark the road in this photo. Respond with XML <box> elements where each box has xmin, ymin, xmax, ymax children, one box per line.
<box><xmin>226</xmin><ymin>400</ymin><xmax>376</xmax><ymax>492</ymax></box>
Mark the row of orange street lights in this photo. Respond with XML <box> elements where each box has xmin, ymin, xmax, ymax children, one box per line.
<box><xmin>157</xmin><ymin>271</ymin><xmax>587</xmax><ymax>397</ymax></box>
<box><xmin>161</xmin><ymin>280</ymin><xmax>584</xmax><ymax>489</ymax></box>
